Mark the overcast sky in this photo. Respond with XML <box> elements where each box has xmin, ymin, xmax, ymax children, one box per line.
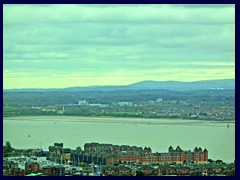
<box><xmin>3</xmin><ymin>4</ymin><xmax>235</xmax><ymax>89</ymax></box>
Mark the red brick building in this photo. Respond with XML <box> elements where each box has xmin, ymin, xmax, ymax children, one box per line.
<box><xmin>4</xmin><ymin>161</ymin><xmax>25</xmax><ymax>176</ymax></box>
<box><xmin>25</xmin><ymin>161</ymin><xmax>40</xmax><ymax>172</ymax></box>
<box><xmin>41</xmin><ymin>165</ymin><xmax>65</xmax><ymax>176</ymax></box>
<box><xmin>82</xmin><ymin>143</ymin><xmax>208</xmax><ymax>165</ymax></box>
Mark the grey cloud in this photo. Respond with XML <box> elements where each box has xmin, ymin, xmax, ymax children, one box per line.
<box><xmin>4</xmin><ymin>5</ymin><xmax>235</xmax><ymax>73</ymax></box>
<box><xmin>172</xmin><ymin>4</ymin><xmax>235</xmax><ymax>9</ymax></box>
<box><xmin>4</xmin><ymin>4</ymin><xmax>234</xmax><ymax>26</ymax></box>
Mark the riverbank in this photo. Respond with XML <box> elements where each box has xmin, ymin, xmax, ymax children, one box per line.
<box><xmin>3</xmin><ymin>116</ymin><xmax>235</xmax><ymax>127</ymax></box>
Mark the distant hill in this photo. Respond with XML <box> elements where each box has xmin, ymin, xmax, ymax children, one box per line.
<box><xmin>4</xmin><ymin>79</ymin><xmax>235</xmax><ymax>92</ymax></box>
<box><xmin>126</xmin><ymin>79</ymin><xmax>235</xmax><ymax>91</ymax></box>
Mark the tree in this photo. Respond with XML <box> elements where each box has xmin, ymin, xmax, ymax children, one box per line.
<box><xmin>136</xmin><ymin>170</ymin><xmax>144</xmax><ymax>176</ymax></box>
<box><xmin>80</xmin><ymin>162</ymin><xmax>86</xmax><ymax>167</ymax></box>
<box><xmin>3</xmin><ymin>141</ymin><xmax>15</xmax><ymax>157</ymax></box>
<box><xmin>76</xmin><ymin>146</ymin><xmax>82</xmax><ymax>152</ymax></box>
<box><xmin>216</xmin><ymin>159</ymin><xmax>223</xmax><ymax>164</ymax></box>
<box><xmin>6</xmin><ymin>141</ymin><xmax>12</xmax><ymax>150</ymax></box>
<box><xmin>207</xmin><ymin>159</ymin><xmax>214</xmax><ymax>163</ymax></box>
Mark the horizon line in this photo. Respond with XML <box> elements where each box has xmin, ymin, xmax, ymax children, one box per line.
<box><xmin>3</xmin><ymin>78</ymin><xmax>235</xmax><ymax>90</ymax></box>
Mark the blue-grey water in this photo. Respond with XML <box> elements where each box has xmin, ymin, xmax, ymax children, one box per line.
<box><xmin>3</xmin><ymin>116</ymin><xmax>235</xmax><ymax>163</ymax></box>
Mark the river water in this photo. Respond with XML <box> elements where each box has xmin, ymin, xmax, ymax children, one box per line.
<box><xmin>3</xmin><ymin>116</ymin><xmax>235</xmax><ymax>163</ymax></box>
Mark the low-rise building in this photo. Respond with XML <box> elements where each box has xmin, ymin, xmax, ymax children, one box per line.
<box><xmin>41</xmin><ymin>165</ymin><xmax>65</xmax><ymax>176</ymax></box>
<box><xmin>78</xmin><ymin>100</ymin><xmax>88</xmax><ymax>106</ymax></box>
<box><xmin>25</xmin><ymin>161</ymin><xmax>40</xmax><ymax>173</ymax></box>
<box><xmin>117</xmin><ymin>102</ymin><xmax>133</xmax><ymax>106</ymax></box>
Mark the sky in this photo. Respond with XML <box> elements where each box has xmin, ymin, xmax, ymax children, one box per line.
<box><xmin>3</xmin><ymin>4</ymin><xmax>235</xmax><ymax>89</ymax></box>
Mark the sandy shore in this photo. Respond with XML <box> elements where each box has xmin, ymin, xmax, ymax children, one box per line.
<box><xmin>3</xmin><ymin>116</ymin><xmax>235</xmax><ymax>127</ymax></box>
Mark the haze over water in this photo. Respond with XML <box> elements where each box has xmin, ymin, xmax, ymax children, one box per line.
<box><xmin>3</xmin><ymin>116</ymin><xmax>235</xmax><ymax>163</ymax></box>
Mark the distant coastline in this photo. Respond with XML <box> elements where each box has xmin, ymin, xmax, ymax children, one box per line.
<box><xmin>3</xmin><ymin>115</ymin><xmax>235</xmax><ymax>125</ymax></box>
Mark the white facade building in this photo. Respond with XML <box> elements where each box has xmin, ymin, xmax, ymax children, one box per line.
<box><xmin>117</xmin><ymin>102</ymin><xmax>133</xmax><ymax>106</ymax></box>
<box><xmin>78</xmin><ymin>100</ymin><xmax>88</xmax><ymax>106</ymax></box>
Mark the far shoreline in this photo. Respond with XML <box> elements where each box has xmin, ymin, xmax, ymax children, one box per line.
<box><xmin>3</xmin><ymin>115</ymin><xmax>235</xmax><ymax>124</ymax></box>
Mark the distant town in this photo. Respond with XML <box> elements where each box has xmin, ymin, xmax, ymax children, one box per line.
<box><xmin>3</xmin><ymin>80</ymin><xmax>235</xmax><ymax>121</ymax></box>
<box><xmin>3</xmin><ymin>89</ymin><xmax>235</xmax><ymax>121</ymax></box>
<box><xmin>3</xmin><ymin>142</ymin><xmax>235</xmax><ymax>176</ymax></box>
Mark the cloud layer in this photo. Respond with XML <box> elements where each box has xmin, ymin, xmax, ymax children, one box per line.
<box><xmin>3</xmin><ymin>4</ymin><xmax>235</xmax><ymax>88</ymax></box>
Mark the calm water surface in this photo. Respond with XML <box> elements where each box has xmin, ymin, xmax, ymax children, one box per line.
<box><xmin>3</xmin><ymin>116</ymin><xmax>235</xmax><ymax>163</ymax></box>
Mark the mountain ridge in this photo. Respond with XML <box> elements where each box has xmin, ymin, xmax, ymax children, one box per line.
<box><xmin>4</xmin><ymin>79</ymin><xmax>235</xmax><ymax>92</ymax></box>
